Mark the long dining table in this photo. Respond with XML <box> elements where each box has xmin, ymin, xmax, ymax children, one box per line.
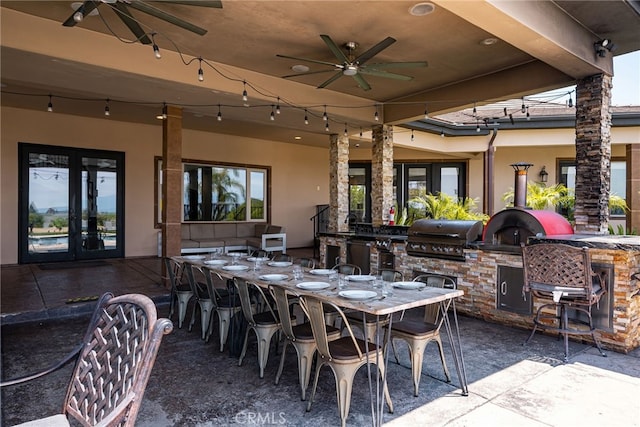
<box><xmin>175</xmin><ymin>253</ymin><xmax>469</xmax><ymax>426</ymax></box>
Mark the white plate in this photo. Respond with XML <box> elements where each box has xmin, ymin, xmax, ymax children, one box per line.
<box><xmin>392</xmin><ymin>281</ymin><xmax>426</xmax><ymax>290</ymax></box>
<box><xmin>296</xmin><ymin>282</ymin><xmax>330</xmax><ymax>290</ymax></box>
<box><xmin>338</xmin><ymin>290</ymin><xmax>378</xmax><ymax>300</ymax></box>
<box><xmin>247</xmin><ymin>256</ymin><xmax>270</xmax><ymax>262</ymax></box>
<box><xmin>347</xmin><ymin>275</ymin><xmax>376</xmax><ymax>282</ymax></box>
<box><xmin>268</xmin><ymin>261</ymin><xmax>293</xmax><ymax>267</ymax></box>
<box><xmin>183</xmin><ymin>255</ymin><xmax>205</xmax><ymax>260</ymax></box>
<box><xmin>259</xmin><ymin>274</ymin><xmax>288</xmax><ymax>281</ymax></box>
<box><xmin>204</xmin><ymin>259</ymin><xmax>227</xmax><ymax>266</ymax></box>
<box><xmin>222</xmin><ymin>265</ymin><xmax>249</xmax><ymax>271</ymax></box>
<box><xmin>309</xmin><ymin>269</ymin><xmax>333</xmax><ymax>276</ymax></box>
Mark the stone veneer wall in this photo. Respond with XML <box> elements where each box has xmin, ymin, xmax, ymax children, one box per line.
<box><xmin>371</xmin><ymin>125</ymin><xmax>394</xmax><ymax>227</ymax></box>
<box><xmin>574</xmin><ymin>74</ymin><xmax>613</xmax><ymax>234</ymax></box>
<box><xmin>328</xmin><ymin>134</ymin><xmax>350</xmax><ymax>233</ymax></box>
<box><xmin>392</xmin><ymin>244</ymin><xmax>640</xmax><ymax>353</ymax></box>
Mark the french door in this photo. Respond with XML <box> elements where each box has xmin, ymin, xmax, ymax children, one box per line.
<box><xmin>18</xmin><ymin>143</ymin><xmax>125</xmax><ymax>263</ymax></box>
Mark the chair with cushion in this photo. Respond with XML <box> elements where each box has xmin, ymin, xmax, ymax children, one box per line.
<box><xmin>388</xmin><ymin>274</ymin><xmax>452</xmax><ymax>396</ymax></box>
<box><xmin>184</xmin><ymin>262</ymin><xmax>216</xmax><ymax>340</ymax></box>
<box><xmin>269</xmin><ymin>285</ymin><xmax>341</xmax><ymax>400</ymax></box>
<box><xmin>522</xmin><ymin>243</ymin><xmax>607</xmax><ymax>362</ymax></box>
<box><xmin>201</xmin><ymin>268</ymin><xmax>243</xmax><ymax>351</ymax></box>
<box><xmin>234</xmin><ymin>277</ymin><xmax>282</xmax><ymax>378</ymax></box>
<box><xmin>165</xmin><ymin>257</ymin><xmax>194</xmax><ymax>328</ymax></box>
<box><xmin>1</xmin><ymin>293</ymin><xmax>173</xmax><ymax>427</ymax></box>
<box><xmin>331</xmin><ymin>263</ymin><xmax>361</xmax><ymax>275</ymax></box>
<box><xmin>298</xmin><ymin>294</ymin><xmax>393</xmax><ymax>427</ymax></box>
<box><xmin>296</xmin><ymin>257</ymin><xmax>316</xmax><ymax>269</ymax></box>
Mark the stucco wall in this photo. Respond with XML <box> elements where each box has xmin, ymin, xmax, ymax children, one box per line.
<box><xmin>1</xmin><ymin>106</ymin><xmax>330</xmax><ymax>264</ymax></box>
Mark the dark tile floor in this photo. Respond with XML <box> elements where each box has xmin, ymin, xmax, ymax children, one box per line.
<box><xmin>2</xmin><ymin>251</ymin><xmax>639</xmax><ymax>426</ymax></box>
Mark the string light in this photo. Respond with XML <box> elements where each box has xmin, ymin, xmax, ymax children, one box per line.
<box><xmin>424</xmin><ymin>104</ymin><xmax>429</xmax><ymax>119</ymax></box>
<box><xmin>304</xmin><ymin>109</ymin><xmax>309</xmax><ymax>125</ymax></box>
<box><xmin>151</xmin><ymin>33</ymin><xmax>161</xmax><ymax>59</ymax></box>
<box><xmin>568</xmin><ymin>92</ymin><xmax>574</xmax><ymax>108</ymax></box>
<box><xmin>344</xmin><ymin>123</ymin><xmax>348</xmax><ymax>137</ymax></box>
<box><xmin>411</xmin><ymin>129</ymin><xmax>414</xmax><ymax>141</ymax></box>
<box><xmin>359</xmin><ymin>127</ymin><xmax>363</xmax><ymax>138</ymax></box>
<box><xmin>104</xmin><ymin>99</ymin><xmax>110</xmax><ymax>116</ymax></box>
<box><xmin>162</xmin><ymin>102</ymin><xmax>167</xmax><ymax>119</ymax></box>
<box><xmin>276</xmin><ymin>97</ymin><xmax>281</xmax><ymax>115</ymax></box>
<box><xmin>503</xmin><ymin>107</ymin><xmax>508</xmax><ymax>117</ymax></box>
<box><xmin>526</xmin><ymin>106</ymin><xmax>530</xmax><ymax>120</ymax></box>
<box><xmin>472</xmin><ymin>102</ymin><xmax>477</xmax><ymax>116</ymax></box>
<box><xmin>325</xmin><ymin>121</ymin><xmax>329</xmax><ymax>132</ymax></box>
<box><xmin>47</xmin><ymin>95</ymin><xmax>53</xmax><ymax>112</ymax></box>
<box><xmin>270</xmin><ymin>105</ymin><xmax>275</xmax><ymax>121</ymax></box>
<box><xmin>521</xmin><ymin>97</ymin><xmax>526</xmax><ymax>113</ymax></box>
<box><xmin>197</xmin><ymin>58</ymin><xmax>204</xmax><ymax>82</ymax></box>
<box><xmin>217</xmin><ymin>104</ymin><xmax>222</xmax><ymax>121</ymax></box>
<box><xmin>242</xmin><ymin>81</ymin><xmax>248</xmax><ymax>103</ymax></box>
<box><xmin>322</xmin><ymin>105</ymin><xmax>328</xmax><ymax>121</ymax></box>
<box><xmin>476</xmin><ymin>120</ymin><xmax>481</xmax><ymax>132</ymax></box>
<box><xmin>440</xmin><ymin>129</ymin><xmax>445</xmax><ymax>138</ymax></box>
<box><xmin>374</xmin><ymin>105</ymin><xmax>379</xmax><ymax>121</ymax></box>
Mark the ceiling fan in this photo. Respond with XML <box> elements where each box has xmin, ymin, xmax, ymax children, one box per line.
<box><xmin>62</xmin><ymin>0</ymin><xmax>222</xmax><ymax>45</ymax></box>
<box><xmin>277</xmin><ymin>34</ymin><xmax>427</xmax><ymax>91</ymax></box>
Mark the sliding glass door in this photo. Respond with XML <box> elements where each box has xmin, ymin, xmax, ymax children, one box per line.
<box><xmin>19</xmin><ymin>143</ymin><xmax>124</xmax><ymax>263</ymax></box>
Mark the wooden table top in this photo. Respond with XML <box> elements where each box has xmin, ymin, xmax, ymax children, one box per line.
<box><xmin>175</xmin><ymin>255</ymin><xmax>463</xmax><ymax>316</ymax></box>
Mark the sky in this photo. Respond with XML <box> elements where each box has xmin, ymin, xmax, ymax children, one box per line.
<box><xmin>611</xmin><ymin>51</ymin><xmax>640</xmax><ymax>106</ymax></box>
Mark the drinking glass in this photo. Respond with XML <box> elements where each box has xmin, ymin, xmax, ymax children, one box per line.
<box><xmin>292</xmin><ymin>265</ymin><xmax>303</xmax><ymax>281</ymax></box>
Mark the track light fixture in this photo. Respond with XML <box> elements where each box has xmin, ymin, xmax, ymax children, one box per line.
<box><xmin>594</xmin><ymin>39</ymin><xmax>615</xmax><ymax>58</ymax></box>
<box><xmin>104</xmin><ymin>99</ymin><xmax>110</xmax><ymax>116</ymax></box>
<box><xmin>47</xmin><ymin>95</ymin><xmax>53</xmax><ymax>112</ymax></box>
<box><xmin>197</xmin><ymin>58</ymin><xmax>204</xmax><ymax>82</ymax></box>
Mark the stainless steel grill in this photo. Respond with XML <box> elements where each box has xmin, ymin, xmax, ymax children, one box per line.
<box><xmin>406</xmin><ymin>219</ymin><xmax>484</xmax><ymax>260</ymax></box>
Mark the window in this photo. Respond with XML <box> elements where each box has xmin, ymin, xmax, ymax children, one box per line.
<box><xmin>558</xmin><ymin>159</ymin><xmax>626</xmax><ymax>217</ymax></box>
<box><xmin>348</xmin><ymin>161</ymin><xmax>466</xmax><ymax>223</ymax></box>
<box><xmin>156</xmin><ymin>158</ymin><xmax>269</xmax><ymax>224</ymax></box>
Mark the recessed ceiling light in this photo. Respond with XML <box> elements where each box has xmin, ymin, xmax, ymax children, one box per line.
<box><xmin>291</xmin><ymin>64</ymin><xmax>310</xmax><ymax>73</ymax></box>
<box><xmin>156</xmin><ymin>114</ymin><xmax>164</xmax><ymax>120</ymax></box>
<box><xmin>409</xmin><ymin>2</ymin><xmax>435</xmax><ymax>16</ymax></box>
<box><xmin>480</xmin><ymin>37</ymin><xmax>499</xmax><ymax>46</ymax></box>
<box><xmin>294</xmin><ymin>136</ymin><xmax>302</xmax><ymax>140</ymax></box>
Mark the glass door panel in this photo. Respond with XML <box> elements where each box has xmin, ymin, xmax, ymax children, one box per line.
<box><xmin>81</xmin><ymin>157</ymin><xmax>119</xmax><ymax>254</ymax></box>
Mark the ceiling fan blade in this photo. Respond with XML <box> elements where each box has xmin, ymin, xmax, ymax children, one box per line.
<box><xmin>354</xmin><ymin>36</ymin><xmax>396</xmax><ymax>65</ymax></box>
<box><xmin>320</xmin><ymin>34</ymin><xmax>350</xmax><ymax>64</ymax></box>
<box><xmin>358</xmin><ymin>69</ymin><xmax>413</xmax><ymax>81</ymax></box>
<box><xmin>128</xmin><ymin>1</ymin><xmax>208</xmax><ymax>35</ymax></box>
<box><xmin>365</xmin><ymin>61</ymin><xmax>428</xmax><ymax>69</ymax></box>
<box><xmin>276</xmin><ymin>54</ymin><xmax>339</xmax><ymax>68</ymax></box>
<box><xmin>113</xmin><ymin>3</ymin><xmax>152</xmax><ymax>44</ymax></box>
<box><xmin>62</xmin><ymin>1</ymin><xmax>99</xmax><ymax>27</ymax></box>
<box><xmin>353</xmin><ymin>74</ymin><xmax>372</xmax><ymax>91</ymax></box>
<box><xmin>281</xmin><ymin>69</ymin><xmax>336</xmax><ymax>79</ymax></box>
<box><xmin>317</xmin><ymin>71</ymin><xmax>344</xmax><ymax>89</ymax></box>
<box><xmin>152</xmin><ymin>0</ymin><xmax>223</xmax><ymax>7</ymax></box>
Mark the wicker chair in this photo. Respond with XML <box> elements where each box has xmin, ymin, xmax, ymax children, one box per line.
<box><xmin>1</xmin><ymin>293</ymin><xmax>173</xmax><ymax>427</ymax></box>
<box><xmin>522</xmin><ymin>243</ymin><xmax>607</xmax><ymax>362</ymax></box>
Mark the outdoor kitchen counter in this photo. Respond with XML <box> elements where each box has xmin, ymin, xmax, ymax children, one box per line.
<box><xmin>529</xmin><ymin>233</ymin><xmax>640</xmax><ymax>251</ymax></box>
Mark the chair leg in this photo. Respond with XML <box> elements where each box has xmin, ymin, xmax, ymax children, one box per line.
<box><xmin>294</xmin><ymin>342</ymin><xmax>317</xmax><ymax>401</ymax></box>
<box><xmin>177</xmin><ymin>294</ymin><xmax>192</xmax><ymax>329</ymax></box>
<box><xmin>238</xmin><ymin>327</ymin><xmax>252</xmax><ymax>366</ymax></box>
<box><xmin>275</xmin><ymin>339</ymin><xmax>289</xmax><ymax>385</ymax></box>
<box><xmin>306</xmin><ymin>356</ymin><xmax>324</xmax><ymax>412</ymax></box>
<box><xmin>434</xmin><ymin>337</ymin><xmax>451</xmax><ymax>383</ymax></box>
<box><xmin>256</xmin><ymin>327</ymin><xmax>279</xmax><ymax>379</ymax></box>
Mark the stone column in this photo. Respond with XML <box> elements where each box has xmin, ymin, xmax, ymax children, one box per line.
<box><xmin>573</xmin><ymin>74</ymin><xmax>612</xmax><ymax>234</ymax></box>
<box><xmin>371</xmin><ymin>125</ymin><xmax>395</xmax><ymax>227</ymax></box>
<box><xmin>328</xmin><ymin>133</ymin><xmax>350</xmax><ymax>233</ymax></box>
<box><xmin>162</xmin><ymin>105</ymin><xmax>183</xmax><ymax>272</ymax></box>
<box><xmin>627</xmin><ymin>144</ymin><xmax>640</xmax><ymax>233</ymax></box>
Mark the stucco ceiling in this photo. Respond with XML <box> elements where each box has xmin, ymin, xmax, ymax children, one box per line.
<box><xmin>1</xmin><ymin>1</ymin><xmax>639</xmax><ymax>147</ymax></box>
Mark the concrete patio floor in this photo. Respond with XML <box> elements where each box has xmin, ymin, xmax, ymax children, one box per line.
<box><xmin>1</xmin><ymin>255</ymin><xmax>639</xmax><ymax>426</ymax></box>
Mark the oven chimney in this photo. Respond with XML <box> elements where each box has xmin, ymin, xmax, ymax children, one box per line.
<box><xmin>511</xmin><ymin>162</ymin><xmax>532</xmax><ymax>209</ymax></box>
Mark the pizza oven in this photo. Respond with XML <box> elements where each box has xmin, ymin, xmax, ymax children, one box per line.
<box><xmin>406</xmin><ymin>219</ymin><xmax>484</xmax><ymax>260</ymax></box>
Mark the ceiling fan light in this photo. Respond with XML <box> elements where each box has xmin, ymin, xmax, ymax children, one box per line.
<box><xmin>291</xmin><ymin>64</ymin><xmax>310</xmax><ymax>73</ymax></box>
<box><xmin>343</xmin><ymin>65</ymin><xmax>358</xmax><ymax>76</ymax></box>
<box><xmin>73</xmin><ymin>10</ymin><xmax>84</xmax><ymax>22</ymax></box>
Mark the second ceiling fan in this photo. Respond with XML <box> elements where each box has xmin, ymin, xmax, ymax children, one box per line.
<box><xmin>277</xmin><ymin>34</ymin><xmax>427</xmax><ymax>91</ymax></box>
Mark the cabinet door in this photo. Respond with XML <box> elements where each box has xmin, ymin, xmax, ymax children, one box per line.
<box><xmin>497</xmin><ymin>266</ymin><xmax>532</xmax><ymax>315</ymax></box>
